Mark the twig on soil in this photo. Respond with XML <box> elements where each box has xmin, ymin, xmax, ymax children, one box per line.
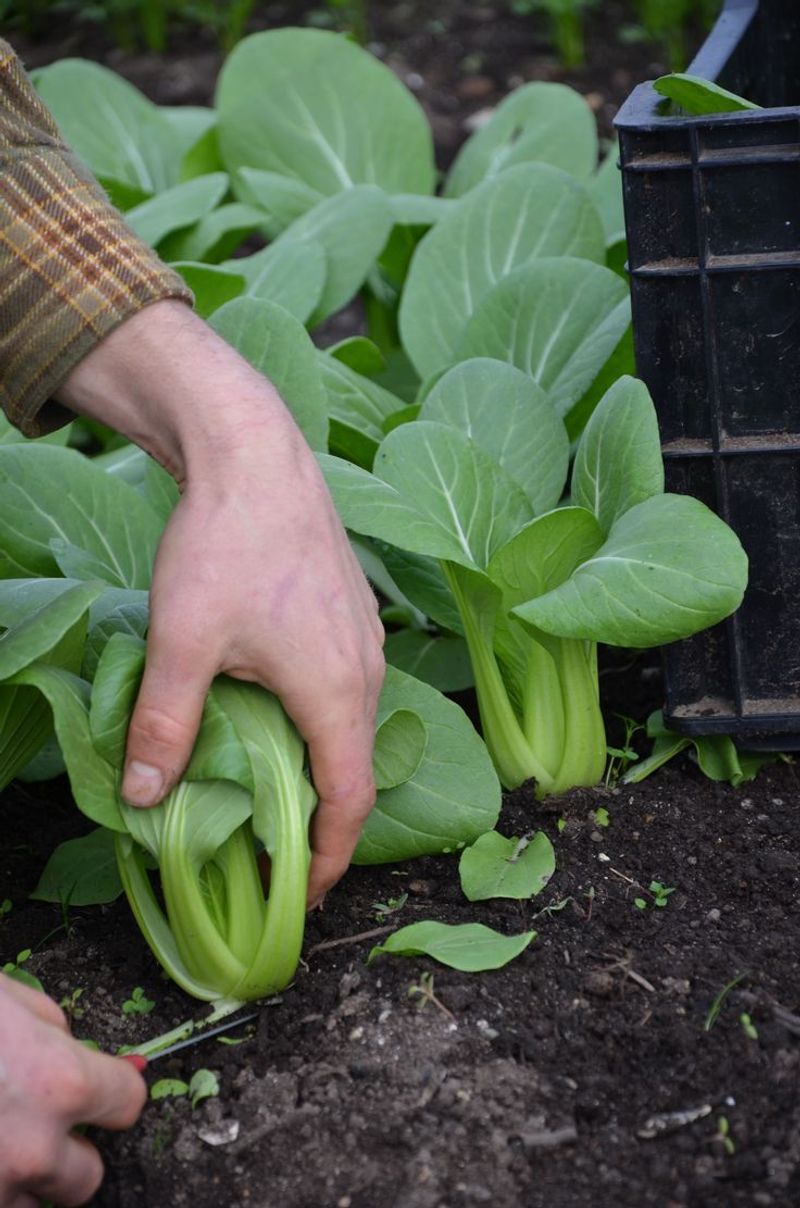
<box><xmin>599</xmin><ymin>950</ymin><xmax>656</xmax><ymax>994</ymax></box>
<box><xmin>306</xmin><ymin>925</ymin><xmax>394</xmax><ymax>958</ymax></box>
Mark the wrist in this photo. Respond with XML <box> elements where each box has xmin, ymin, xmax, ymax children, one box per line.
<box><xmin>55</xmin><ymin>300</ymin><xmax>297</xmax><ymax>487</ymax></box>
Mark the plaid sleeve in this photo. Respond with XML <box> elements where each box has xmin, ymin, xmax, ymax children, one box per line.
<box><xmin>0</xmin><ymin>40</ymin><xmax>194</xmax><ymax>437</ymax></box>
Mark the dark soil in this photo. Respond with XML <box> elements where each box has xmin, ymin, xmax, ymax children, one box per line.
<box><xmin>4</xmin><ymin>692</ymin><xmax>800</xmax><ymax>1208</ymax></box>
<box><xmin>8</xmin><ymin>5</ymin><xmax>793</xmax><ymax>1208</ymax></box>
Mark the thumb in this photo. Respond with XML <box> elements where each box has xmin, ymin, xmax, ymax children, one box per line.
<box><xmin>121</xmin><ymin>636</ymin><xmax>213</xmax><ymax>809</ymax></box>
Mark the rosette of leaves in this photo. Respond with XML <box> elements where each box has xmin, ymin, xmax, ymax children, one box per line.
<box><xmin>320</xmin><ymin>366</ymin><xmax>748</xmax><ymax>795</ymax></box>
<box><xmin>0</xmin><ymin>442</ymin><xmax>500</xmax><ymax>1002</ymax></box>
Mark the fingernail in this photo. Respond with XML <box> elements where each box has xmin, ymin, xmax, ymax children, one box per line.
<box><xmin>121</xmin><ymin>1053</ymin><xmax>148</xmax><ymax>1073</ymax></box>
<box><xmin>122</xmin><ymin>761</ymin><xmax>164</xmax><ymax>807</ymax></box>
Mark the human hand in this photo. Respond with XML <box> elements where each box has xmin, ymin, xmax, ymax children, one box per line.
<box><xmin>0</xmin><ymin>974</ymin><xmax>146</xmax><ymax>1207</ymax></box>
<box><xmin>57</xmin><ymin>301</ymin><xmax>385</xmax><ymax>906</ymax></box>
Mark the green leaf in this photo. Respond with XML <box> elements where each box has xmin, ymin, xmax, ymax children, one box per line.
<box><xmin>420</xmin><ymin>358</ymin><xmax>569</xmax><ymax>514</ymax></box>
<box><xmin>488</xmin><ymin>506</ymin><xmax>605</xmax><ymax>605</ymax></box>
<box><xmin>159</xmin><ymin>106</ymin><xmax>219</xmax><ymax>176</ymax></box>
<box><xmin>322</xmin><ymin>421</ymin><xmax>534</xmax><ymax>570</ymax></box>
<box><xmin>373</xmin><ymin>708</ymin><xmax>427</xmax><ymax>790</ymax></box>
<box><xmin>163</xmin><ymin>202</ymin><xmax>266</xmax><ymax>263</ymax></box>
<box><xmin>317</xmin><ymin>350</ymin><xmax>406</xmax><ymax>451</ymax></box>
<box><xmin>571</xmin><ymin>375</ymin><xmax>665</xmax><ymax>533</ymax></box>
<box><xmin>459</xmin><ymin>830</ymin><xmax>555</xmax><ymax>901</ymax></box>
<box><xmin>375</xmin><ymin>423</ymin><xmax>534</xmax><ymax>569</ymax></box>
<box><xmin>150</xmin><ymin>1078</ymin><xmax>189</xmax><ymax>1101</ymax></box>
<box><xmin>566</xmin><ymin>324</ymin><xmax>635</xmax><ymax>443</ymax></box>
<box><xmin>125</xmin><ymin>174</ymin><xmax>229</xmax><ymax>248</ymax></box>
<box><xmin>653</xmin><ymin>73</ymin><xmax>760</xmax><ymax>115</ymax></box>
<box><xmin>83</xmin><ymin>589</ymin><xmax>150</xmax><ymax>680</ymax></box>
<box><xmin>33</xmin><ymin>58</ymin><xmax>181</xmax><ymax>193</ymax></box>
<box><xmin>368</xmin><ymin>920</ymin><xmax>536</xmax><ymax>970</ymax></box>
<box><xmin>356</xmin><ymin>664</ymin><xmax>501</xmax><ymax>863</ymax></box>
<box><xmin>222</xmin><ymin>238</ymin><xmax>326</xmax><ymax>323</ymax></box>
<box><xmin>0</xmin><ymin>582</ymin><xmax>103</xmax><ymax>678</ymax></box>
<box><xmin>170</xmin><ymin>263</ymin><xmax>245</xmax><ymax>320</ymax></box>
<box><xmin>0</xmin><ymin>446</ymin><xmax>162</xmax><ymax>587</ymax></box>
<box><xmin>233</xmin><ymin>168</ymin><xmax>323</xmax><ymax>234</ymax></box>
<box><xmin>217</xmin><ymin>28</ymin><xmax>435</xmax><ymax>196</ymax></box>
<box><xmin>387</xmin><ymin>194</ymin><xmax>456</xmax><ymax>225</ymax></box>
<box><xmin>383</xmin><ymin>630</ymin><xmax>473</xmax><ymax>692</ymax></box>
<box><xmin>189</xmin><ymin>1068</ymin><xmax>220</xmax><ymax>1108</ymax></box>
<box><xmin>10</xmin><ymin>664</ymin><xmax>124</xmax><ymax>831</ymax></box>
<box><xmin>445</xmin><ymin>81</ymin><xmax>597</xmax><ymax>198</ymax></box>
<box><xmin>401</xmin><ymin>164</ymin><xmax>605</xmax><ymax>379</ymax></box>
<box><xmin>456</xmin><ymin>258</ymin><xmax>630</xmax><ymax>419</ymax></box>
<box><xmin>275</xmin><ymin>187</ymin><xmax>395</xmax><ymax>324</ymax></box>
<box><xmin>210</xmin><ymin>298</ymin><xmax>329</xmax><ymax>451</ymax></box>
<box><xmin>328</xmin><ymin>337</ymin><xmax>386</xmax><ymax>377</ymax></box>
<box><xmin>380</xmin><ymin>547</ymin><xmax>463</xmax><ymax>635</ymax></box>
<box><xmin>513</xmin><ymin>494</ymin><xmax>748</xmax><ymax>647</ymax></box>
<box><xmin>31</xmin><ymin>827</ymin><xmax>123</xmax><ymax>906</ymax></box>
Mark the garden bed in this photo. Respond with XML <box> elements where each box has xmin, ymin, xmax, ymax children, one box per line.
<box><xmin>4</xmin><ymin>4</ymin><xmax>800</xmax><ymax>1206</ymax></box>
<box><xmin>6</xmin><ymin>725</ymin><xmax>800</xmax><ymax>1208</ymax></box>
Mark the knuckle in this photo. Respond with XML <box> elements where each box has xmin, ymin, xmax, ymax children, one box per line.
<box><xmin>128</xmin><ymin>704</ymin><xmax>194</xmax><ymax>754</ymax></box>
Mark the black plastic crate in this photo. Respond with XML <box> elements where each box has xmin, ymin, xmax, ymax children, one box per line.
<box><xmin>615</xmin><ymin>0</ymin><xmax>800</xmax><ymax>749</ymax></box>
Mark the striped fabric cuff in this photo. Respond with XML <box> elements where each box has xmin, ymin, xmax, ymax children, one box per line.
<box><xmin>0</xmin><ymin>43</ymin><xmax>193</xmax><ymax>437</ymax></box>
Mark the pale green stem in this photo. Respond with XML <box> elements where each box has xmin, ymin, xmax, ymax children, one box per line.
<box><xmin>443</xmin><ymin>564</ymin><xmax>555</xmax><ymax>793</ymax></box>
<box><xmin>114</xmin><ymin>836</ymin><xmax>222</xmax><ymax>1002</ymax></box>
<box><xmin>230</xmin><ymin>745</ymin><xmax>311</xmax><ymax>1000</ymax></box>
<box><xmin>549</xmin><ymin>639</ymin><xmax>607</xmax><ymax>795</ymax></box>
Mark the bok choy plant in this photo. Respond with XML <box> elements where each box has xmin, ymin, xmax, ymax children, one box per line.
<box><xmin>320</xmin><ymin>366</ymin><xmax>748</xmax><ymax>795</ymax></box>
<box><xmin>0</xmin><ymin>442</ymin><xmax>501</xmax><ymax>1002</ymax></box>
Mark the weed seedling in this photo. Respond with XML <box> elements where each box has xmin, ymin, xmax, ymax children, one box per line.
<box><xmin>634</xmin><ymin>880</ymin><xmax>676</xmax><ymax>910</ymax></box>
<box><xmin>0</xmin><ymin>899</ymin><xmax>11</xmax><ymax>922</ymax></box>
<box><xmin>407</xmin><ymin>971</ymin><xmax>455</xmax><ymax>1021</ymax></box>
<box><xmin>122</xmin><ymin>986</ymin><xmax>156</xmax><ymax>1016</ymax></box>
<box><xmin>371</xmin><ymin>892</ymin><xmax>409</xmax><ymax>922</ymax></box>
<box><xmin>711</xmin><ymin>1115</ymin><xmax>736</xmax><ymax>1156</ymax></box>
<box><xmin>604</xmin><ymin>714</ymin><xmax>643</xmax><ymax>785</ymax></box>
<box><xmin>2</xmin><ymin>949</ymin><xmax>43</xmax><ymax>991</ymax></box>
<box><xmin>704</xmin><ymin>972</ymin><xmax>746</xmax><ymax>1032</ymax></box>
<box><xmin>59</xmin><ymin>987</ymin><xmax>85</xmax><ymax>1021</ymax></box>
<box><xmin>593</xmin><ymin>807</ymin><xmax>611</xmax><ymax>828</ymax></box>
<box><xmin>740</xmin><ymin>1012</ymin><xmax>759</xmax><ymax>1041</ymax></box>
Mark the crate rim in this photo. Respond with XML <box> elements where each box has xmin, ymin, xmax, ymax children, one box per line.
<box><xmin>614</xmin><ymin>0</ymin><xmax>800</xmax><ymax>135</ymax></box>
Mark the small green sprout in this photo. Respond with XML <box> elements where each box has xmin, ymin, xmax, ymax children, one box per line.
<box><xmin>712</xmin><ymin>1115</ymin><xmax>736</xmax><ymax>1156</ymax></box>
<box><xmin>371</xmin><ymin>892</ymin><xmax>409</xmax><ymax>922</ymax></box>
<box><xmin>59</xmin><ymin>987</ymin><xmax>85</xmax><ymax>1021</ymax></box>
<box><xmin>604</xmin><ymin>714</ymin><xmax>644</xmax><ymax>785</ymax></box>
<box><xmin>150</xmin><ymin>1069</ymin><xmax>220</xmax><ymax>1108</ymax></box>
<box><xmin>594</xmin><ymin>807</ymin><xmax>610</xmax><ymax>828</ymax></box>
<box><xmin>649</xmin><ymin>880</ymin><xmax>676</xmax><ymax>907</ymax></box>
<box><xmin>2</xmin><ymin>949</ymin><xmax>43</xmax><ymax>992</ymax></box>
<box><xmin>740</xmin><ymin>1012</ymin><xmax>759</xmax><ymax>1041</ymax></box>
<box><xmin>556</xmin><ymin>817</ymin><xmax>566</xmax><ymax>833</ymax></box>
<box><xmin>704</xmin><ymin>972</ymin><xmax>746</xmax><ymax>1032</ymax></box>
<box><xmin>0</xmin><ymin>899</ymin><xmax>11</xmax><ymax>921</ymax></box>
<box><xmin>634</xmin><ymin>880</ymin><xmax>676</xmax><ymax>910</ymax></box>
<box><xmin>122</xmin><ymin>986</ymin><xmax>156</xmax><ymax>1016</ymax></box>
<box><xmin>407</xmin><ymin>971</ymin><xmax>454</xmax><ymax>1020</ymax></box>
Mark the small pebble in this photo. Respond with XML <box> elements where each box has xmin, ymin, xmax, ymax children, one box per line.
<box><xmin>705</xmin><ymin>908</ymin><xmax>721</xmax><ymax>923</ymax></box>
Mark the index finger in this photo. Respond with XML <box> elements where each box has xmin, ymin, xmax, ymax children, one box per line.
<box><xmin>70</xmin><ymin>1048</ymin><xmax>148</xmax><ymax>1131</ymax></box>
<box><xmin>305</xmin><ymin>715</ymin><xmax>378</xmax><ymax>907</ymax></box>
